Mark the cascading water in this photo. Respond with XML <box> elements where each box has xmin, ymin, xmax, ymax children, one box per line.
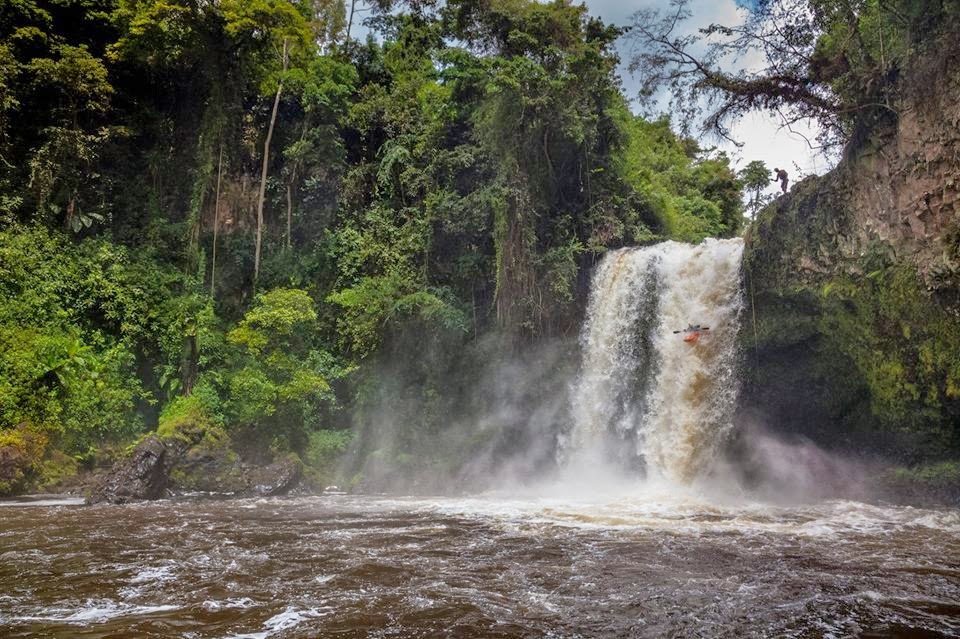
<box><xmin>568</xmin><ymin>238</ymin><xmax>745</xmax><ymax>483</ymax></box>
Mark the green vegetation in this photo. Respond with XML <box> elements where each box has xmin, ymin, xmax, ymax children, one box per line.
<box><xmin>884</xmin><ymin>461</ymin><xmax>960</xmax><ymax>497</ymax></box>
<box><xmin>0</xmin><ymin>224</ymin><xmax>157</xmax><ymax>455</ymax></box>
<box><xmin>0</xmin><ymin>0</ymin><xmax>744</xmax><ymax>495</ymax></box>
<box><xmin>743</xmin><ymin>168</ymin><xmax>960</xmax><ymax>472</ymax></box>
<box><xmin>739</xmin><ymin>160</ymin><xmax>771</xmax><ymax>220</ymax></box>
<box><xmin>303</xmin><ymin>429</ymin><xmax>353</xmax><ymax>487</ymax></box>
<box><xmin>617</xmin><ymin>115</ymin><xmax>742</xmax><ymax>242</ymax></box>
<box><xmin>820</xmin><ymin>265</ymin><xmax>960</xmax><ymax>439</ymax></box>
<box><xmin>0</xmin><ymin>424</ymin><xmax>48</xmax><ymax>495</ymax></box>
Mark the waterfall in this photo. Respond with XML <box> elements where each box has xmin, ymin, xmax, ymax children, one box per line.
<box><xmin>568</xmin><ymin>239</ymin><xmax>745</xmax><ymax>483</ymax></box>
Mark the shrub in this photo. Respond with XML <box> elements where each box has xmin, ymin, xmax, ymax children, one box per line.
<box><xmin>0</xmin><ymin>424</ymin><xmax>48</xmax><ymax>496</ymax></box>
<box><xmin>156</xmin><ymin>382</ymin><xmax>227</xmax><ymax>448</ymax></box>
<box><xmin>302</xmin><ymin>429</ymin><xmax>353</xmax><ymax>486</ymax></box>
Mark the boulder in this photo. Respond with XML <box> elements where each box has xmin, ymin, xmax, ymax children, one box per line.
<box><xmin>169</xmin><ymin>437</ymin><xmax>247</xmax><ymax>494</ymax></box>
<box><xmin>87</xmin><ymin>431</ymin><xmax>305</xmax><ymax>504</ymax></box>
<box><xmin>87</xmin><ymin>436</ymin><xmax>170</xmax><ymax>505</ymax></box>
<box><xmin>249</xmin><ymin>455</ymin><xmax>302</xmax><ymax>496</ymax></box>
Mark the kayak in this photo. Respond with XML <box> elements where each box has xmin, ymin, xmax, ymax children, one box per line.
<box><xmin>683</xmin><ymin>332</ymin><xmax>701</xmax><ymax>344</ymax></box>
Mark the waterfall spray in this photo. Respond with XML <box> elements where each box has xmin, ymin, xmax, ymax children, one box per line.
<box><xmin>568</xmin><ymin>239</ymin><xmax>745</xmax><ymax>483</ymax></box>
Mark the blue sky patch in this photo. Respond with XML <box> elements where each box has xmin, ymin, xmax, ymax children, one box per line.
<box><xmin>734</xmin><ymin>0</ymin><xmax>765</xmax><ymax>11</ymax></box>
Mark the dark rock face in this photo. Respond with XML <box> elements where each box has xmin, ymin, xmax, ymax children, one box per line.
<box><xmin>87</xmin><ymin>435</ymin><xmax>304</xmax><ymax>504</ymax></box>
<box><xmin>249</xmin><ymin>456</ymin><xmax>302</xmax><ymax>496</ymax></box>
<box><xmin>87</xmin><ymin>436</ymin><xmax>170</xmax><ymax>505</ymax></box>
<box><xmin>745</xmin><ymin>60</ymin><xmax>960</xmax><ymax>295</ymax></box>
<box><xmin>170</xmin><ymin>439</ymin><xmax>247</xmax><ymax>494</ymax></box>
<box><xmin>739</xmin><ymin>50</ymin><xmax>960</xmax><ymax>476</ymax></box>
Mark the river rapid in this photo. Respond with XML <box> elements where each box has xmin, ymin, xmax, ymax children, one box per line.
<box><xmin>2</xmin><ymin>489</ymin><xmax>959</xmax><ymax>638</ymax></box>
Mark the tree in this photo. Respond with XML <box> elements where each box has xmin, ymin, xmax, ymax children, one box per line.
<box><xmin>281</xmin><ymin>54</ymin><xmax>357</xmax><ymax>251</ymax></box>
<box><xmin>741</xmin><ymin>160</ymin><xmax>771</xmax><ymax>219</ymax></box>
<box><xmin>221</xmin><ymin>0</ymin><xmax>310</xmax><ymax>286</ymax></box>
<box><xmin>220</xmin><ymin>0</ymin><xmax>349</xmax><ymax>287</ymax></box>
<box><xmin>210</xmin><ymin>142</ymin><xmax>224</xmax><ymax>296</ymax></box>
<box><xmin>450</xmin><ymin>0</ymin><xmax>626</xmax><ymax>337</ymax></box>
<box><xmin>226</xmin><ymin>288</ymin><xmax>342</xmax><ymax>442</ymax></box>
<box><xmin>254</xmin><ymin>37</ymin><xmax>289</xmax><ymax>285</ymax></box>
<box><xmin>0</xmin><ymin>43</ymin><xmax>18</xmax><ymax>170</ymax></box>
<box><xmin>26</xmin><ymin>44</ymin><xmax>119</xmax><ymax>230</ymax></box>
<box><xmin>626</xmin><ymin>0</ymin><xmax>951</xmax><ymax>150</ymax></box>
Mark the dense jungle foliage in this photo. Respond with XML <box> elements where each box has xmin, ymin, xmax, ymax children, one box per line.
<box><xmin>4</xmin><ymin>0</ymin><xmax>957</xmax><ymax>495</ymax></box>
<box><xmin>0</xmin><ymin>0</ymin><xmax>746</xmax><ymax>493</ymax></box>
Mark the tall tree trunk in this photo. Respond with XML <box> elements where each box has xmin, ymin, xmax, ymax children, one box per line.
<box><xmin>494</xmin><ymin>182</ymin><xmax>536</xmax><ymax>342</ymax></box>
<box><xmin>286</xmin><ymin>180</ymin><xmax>293</xmax><ymax>251</ymax></box>
<box><xmin>347</xmin><ymin>0</ymin><xmax>358</xmax><ymax>41</ymax></box>
<box><xmin>285</xmin><ymin>124</ymin><xmax>307</xmax><ymax>252</ymax></box>
<box><xmin>254</xmin><ymin>38</ymin><xmax>289</xmax><ymax>288</ymax></box>
<box><xmin>211</xmin><ymin>141</ymin><xmax>224</xmax><ymax>297</ymax></box>
<box><xmin>181</xmin><ymin>334</ymin><xmax>198</xmax><ymax>396</ymax></box>
<box><xmin>188</xmin><ymin>192</ymin><xmax>203</xmax><ymax>274</ymax></box>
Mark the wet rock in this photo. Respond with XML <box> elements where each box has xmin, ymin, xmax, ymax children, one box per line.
<box><xmin>87</xmin><ymin>427</ymin><xmax>308</xmax><ymax>504</ymax></box>
<box><xmin>87</xmin><ymin>436</ymin><xmax>170</xmax><ymax>505</ymax></box>
<box><xmin>170</xmin><ymin>438</ymin><xmax>247</xmax><ymax>494</ymax></box>
<box><xmin>249</xmin><ymin>455</ymin><xmax>302</xmax><ymax>496</ymax></box>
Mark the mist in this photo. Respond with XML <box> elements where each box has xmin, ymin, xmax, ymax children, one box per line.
<box><xmin>339</xmin><ymin>238</ymin><xmax>878</xmax><ymax>508</ymax></box>
<box><xmin>338</xmin><ymin>332</ymin><xmax>580</xmax><ymax>495</ymax></box>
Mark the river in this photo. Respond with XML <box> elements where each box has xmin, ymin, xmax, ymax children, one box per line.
<box><xmin>1</xmin><ymin>490</ymin><xmax>959</xmax><ymax>638</ymax></box>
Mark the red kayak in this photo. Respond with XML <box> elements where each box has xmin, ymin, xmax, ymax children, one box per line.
<box><xmin>683</xmin><ymin>331</ymin><xmax>701</xmax><ymax>344</ymax></box>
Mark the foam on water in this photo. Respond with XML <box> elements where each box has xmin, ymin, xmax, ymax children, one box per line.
<box><xmin>318</xmin><ymin>492</ymin><xmax>960</xmax><ymax>538</ymax></box>
<box><xmin>13</xmin><ymin>600</ymin><xmax>179</xmax><ymax>624</ymax></box>
<box><xmin>0</xmin><ymin>496</ymin><xmax>84</xmax><ymax>508</ymax></box>
<box><xmin>228</xmin><ymin>606</ymin><xmax>333</xmax><ymax>639</ymax></box>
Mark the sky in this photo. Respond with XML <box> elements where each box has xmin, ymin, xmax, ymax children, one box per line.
<box><xmin>584</xmin><ymin>0</ymin><xmax>836</xmax><ymax>193</ymax></box>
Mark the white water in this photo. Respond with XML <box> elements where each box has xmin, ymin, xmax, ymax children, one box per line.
<box><xmin>569</xmin><ymin>239</ymin><xmax>745</xmax><ymax>483</ymax></box>
<box><xmin>3</xmin><ymin>495</ymin><xmax>959</xmax><ymax>638</ymax></box>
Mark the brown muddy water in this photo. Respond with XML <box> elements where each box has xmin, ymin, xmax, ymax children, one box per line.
<box><xmin>1</xmin><ymin>491</ymin><xmax>959</xmax><ymax>638</ymax></box>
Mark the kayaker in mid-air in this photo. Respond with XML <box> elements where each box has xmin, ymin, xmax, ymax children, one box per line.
<box><xmin>673</xmin><ymin>324</ymin><xmax>710</xmax><ymax>343</ymax></box>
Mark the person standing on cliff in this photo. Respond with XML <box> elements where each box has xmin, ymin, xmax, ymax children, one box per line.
<box><xmin>773</xmin><ymin>167</ymin><xmax>789</xmax><ymax>194</ymax></box>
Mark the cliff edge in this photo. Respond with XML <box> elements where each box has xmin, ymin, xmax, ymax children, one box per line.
<box><xmin>740</xmin><ymin>45</ymin><xmax>960</xmax><ymax>500</ymax></box>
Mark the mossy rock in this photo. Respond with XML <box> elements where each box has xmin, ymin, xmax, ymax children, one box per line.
<box><xmin>881</xmin><ymin>461</ymin><xmax>960</xmax><ymax>505</ymax></box>
<box><xmin>156</xmin><ymin>394</ymin><xmax>224</xmax><ymax>449</ymax></box>
<box><xmin>743</xmin><ymin>171</ymin><xmax>960</xmax><ymax>462</ymax></box>
<box><xmin>0</xmin><ymin>425</ymin><xmax>48</xmax><ymax>496</ymax></box>
<box><xmin>152</xmin><ymin>391</ymin><xmax>248</xmax><ymax>492</ymax></box>
<box><xmin>33</xmin><ymin>451</ymin><xmax>80</xmax><ymax>493</ymax></box>
<box><xmin>169</xmin><ymin>435</ymin><xmax>246</xmax><ymax>494</ymax></box>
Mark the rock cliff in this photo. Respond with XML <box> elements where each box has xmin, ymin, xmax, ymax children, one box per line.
<box><xmin>740</xmin><ymin>46</ymin><xmax>960</xmax><ymax>495</ymax></box>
